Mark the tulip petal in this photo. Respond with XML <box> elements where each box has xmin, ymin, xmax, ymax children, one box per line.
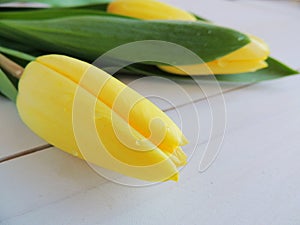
<box><xmin>108</xmin><ymin>0</ymin><xmax>196</xmax><ymax>21</ymax></box>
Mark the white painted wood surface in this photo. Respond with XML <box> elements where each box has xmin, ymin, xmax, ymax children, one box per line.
<box><xmin>1</xmin><ymin>0</ymin><xmax>300</xmax><ymax>224</ymax></box>
<box><xmin>0</xmin><ymin>98</ymin><xmax>46</xmax><ymax>159</ymax></box>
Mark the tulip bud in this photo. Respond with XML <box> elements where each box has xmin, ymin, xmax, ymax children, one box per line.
<box><xmin>107</xmin><ymin>0</ymin><xmax>197</xmax><ymax>21</ymax></box>
<box><xmin>17</xmin><ymin>55</ymin><xmax>188</xmax><ymax>182</ymax></box>
<box><xmin>160</xmin><ymin>35</ymin><xmax>270</xmax><ymax>75</ymax></box>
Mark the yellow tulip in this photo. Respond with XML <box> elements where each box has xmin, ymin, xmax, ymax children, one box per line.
<box><xmin>107</xmin><ymin>0</ymin><xmax>197</xmax><ymax>21</ymax></box>
<box><xmin>160</xmin><ymin>35</ymin><xmax>269</xmax><ymax>75</ymax></box>
<box><xmin>17</xmin><ymin>55</ymin><xmax>188</xmax><ymax>182</ymax></box>
<box><xmin>107</xmin><ymin>0</ymin><xmax>270</xmax><ymax>74</ymax></box>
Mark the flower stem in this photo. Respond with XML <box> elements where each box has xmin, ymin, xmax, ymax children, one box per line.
<box><xmin>0</xmin><ymin>46</ymin><xmax>36</xmax><ymax>62</ymax></box>
<box><xmin>0</xmin><ymin>54</ymin><xmax>24</xmax><ymax>79</ymax></box>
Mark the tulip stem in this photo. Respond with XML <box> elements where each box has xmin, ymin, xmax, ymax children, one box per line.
<box><xmin>0</xmin><ymin>54</ymin><xmax>24</xmax><ymax>79</ymax></box>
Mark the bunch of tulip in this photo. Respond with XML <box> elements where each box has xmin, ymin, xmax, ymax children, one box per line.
<box><xmin>0</xmin><ymin>0</ymin><xmax>298</xmax><ymax>182</ymax></box>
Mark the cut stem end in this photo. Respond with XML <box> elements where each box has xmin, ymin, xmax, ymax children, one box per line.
<box><xmin>0</xmin><ymin>54</ymin><xmax>24</xmax><ymax>79</ymax></box>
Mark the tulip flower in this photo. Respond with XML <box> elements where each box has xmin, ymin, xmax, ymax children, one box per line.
<box><xmin>17</xmin><ymin>54</ymin><xmax>188</xmax><ymax>182</ymax></box>
<box><xmin>108</xmin><ymin>0</ymin><xmax>197</xmax><ymax>21</ymax></box>
<box><xmin>108</xmin><ymin>0</ymin><xmax>270</xmax><ymax>75</ymax></box>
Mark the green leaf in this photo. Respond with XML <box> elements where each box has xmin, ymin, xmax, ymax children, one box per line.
<box><xmin>0</xmin><ymin>68</ymin><xmax>18</xmax><ymax>102</ymax></box>
<box><xmin>0</xmin><ymin>36</ymin><xmax>42</xmax><ymax>67</ymax></box>
<box><xmin>0</xmin><ymin>8</ymin><xmax>130</xmax><ymax>20</ymax></box>
<box><xmin>214</xmin><ymin>57</ymin><xmax>299</xmax><ymax>82</ymax></box>
<box><xmin>0</xmin><ymin>16</ymin><xmax>250</xmax><ymax>64</ymax></box>
<box><xmin>192</xmin><ymin>13</ymin><xmax>210</xmax><ymax>22</ymax></box>
<box><xmin>0</xmin><ymin>35</ymin><xmax>42</xmax><ymax>55</ymax></box>
<box><xmin>0</xmin><ymin>46</ymin><xmax>36</xmax><ymax>61</ymax></box>
<box><xmin>0</xmin><ymin>0</ymin><xmax>113</xmax><ymax>7</ymax></box>
<box><xmin>125</xmin><ymin>57</ymin><xmax>299</xmax><ymax>82</ymax></box>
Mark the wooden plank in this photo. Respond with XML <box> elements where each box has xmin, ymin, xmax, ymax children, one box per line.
<box><xmin>1</xmin><ymin>74</ymin><xmax>300</xmax><ymax>224</ymax></box>
<box><xmin>0</xmin><ymin>97</ymin><xmax>46</xmax><ymax>159</ymax></box>
<box><xmin>0</xmin><ymin>148</ymin><xmax>107</xmax><ymax>222</ymax></box>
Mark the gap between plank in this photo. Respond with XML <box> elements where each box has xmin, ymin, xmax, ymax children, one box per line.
<box><xmin>0</xmin><ymin>144</ymin><xmax>52</xmax><ymax>163</ymax></box>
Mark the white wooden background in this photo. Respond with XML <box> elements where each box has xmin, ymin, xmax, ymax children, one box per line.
<box><xmin>1</xmin><ymin>0</ymin><xmax>300</xmax><ymax>224</ymax></box>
